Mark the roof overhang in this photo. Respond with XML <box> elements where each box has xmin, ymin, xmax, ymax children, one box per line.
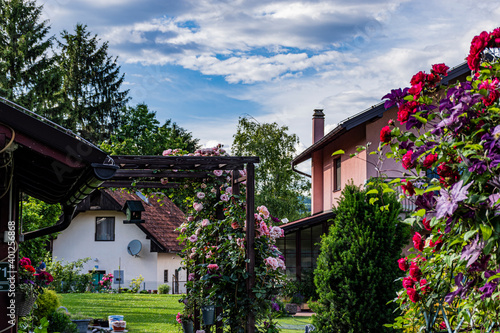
<box><xmin>280</xmin><ymin>211</ymin><xmax>335</xmax><ymax>233</ymax></box>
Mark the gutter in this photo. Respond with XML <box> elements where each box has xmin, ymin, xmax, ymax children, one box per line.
<box><xmin>291</xmin><ymin>160</ymin><xmax>311</xmax><ymax>178</ymax></box>
<box><xmin>22</xmin><ymin>163</ymin><xmax>119</xmax><ymax>241</ymax></box>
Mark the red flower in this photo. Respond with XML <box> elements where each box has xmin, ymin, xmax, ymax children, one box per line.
<box><xmin>422</xmin><ymin>218</ymin><xmax>432</xmax><ymax>232</ymax></box>
<box><xmin>467</xmin><ymin>31</ymin><xmax>490</xmax><ymax>71</ymax></box>
<box><xmin>380</xmin><ymin>126</ymin><xmax>392</xmax><ymax>143</ymax></box>
<box><xmin>402</xmin><ymin>150</ymin><xmax>414</xmax><ymax>170</ymax></box>
<box><xmin>402</xmin><ymin>276</ymin><xmax>416</xmax><ymax>289</ymax></box>
<box><xmin>398</xmin><ymin>257</ymin><xmax>409</xmax><ymax>271</ymax></box>
<box><xmin>231</xmin><ymin>222</ymin><xmax>240</xmax><ymax>229</ymax></box>
<box><xmin>425</xmin><ymin>73</ymin><xmax>440</xmax><ymax>87</ymax></box>
<box><xmin>422</xmin><ymin>153</ymin><xmax>438</xmax><ymax>169</ymax></box>
<box><xmin>36</xmin><ymin>271</ymin><xmax>54</xmax><ymax>285</ymax></box>
<box><xmin>410</xmin><ymin>71</ymin><xmax>426</xmax><ymax>86</ymax></box>
<box><xmin>412</xmin><ymin>232</ymin><xmax>424</xmax><ymax>252</ymax></box>
<box><xmin>409</xmin><ymin>262</ymin><xmax>422</xmax><ymax>281</ymax></box>
<box><xmin>437</xmin><ymin>162</ymin><xmax>459</xmax><ymax>187</ymax></box>
<box><xmin>489</xmin><ymin>27</ymin><xmax>500</xmax><ymax>47</ymax></box>
<box><xmin>429</xmin><ymin>235</ymin><xmax>443</xmax><ymax>252</ymax></box>
<box><xmin>420</xmin><ymin>279</ymin><xmax>431</xmax><ymax>295</ymax></box>
<box><xmin>401</xmin><ymin>180</ymin><xmax>415</xmax><ymax>196</ymax></box>
<box><xmin>439</xmin><ymin>322</ymin><xmax>447</xmax><ymax>330</ymax></box>
<box><xmin>431</xmin><ymin>63</ymin><xmax>449</xmax><ymax>76</ymax></box>
<box><xmin>19</xmin><ymin>257</ymin><xmax>31</xmax><ymax>267</ymax></box>
<box><xmin>408</xmin><ymin>82</ymin><xmax>424</xmax><ymax>97</ymax></box>
<box><xmin>24</xmin><ymin>265</ymin><xmax>36</xmax><ymax>274</ymax></box>
<box><xmin>406</xmin><ymin>287</ymin><xmax>420</xmax><ymax>303</ymax></box>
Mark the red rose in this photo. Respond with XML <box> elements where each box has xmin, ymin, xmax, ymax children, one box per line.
<box><xmin>412</xmin><ymin>232</ymin><xmax>424</xmax><ymax>252</ymax></box>
<box><xmin>402</xmin><ymin>150</ymin><xmax>414</xmax><ymax>170</ymax></box>
<box><xmin>422</xmin><ymin>218</ymin><xmax>432</xmax><ymax>232</ymax></box>
<box><xmin>380</xmin><ymin>126</ymin><xmax>392</xmax><ymax>143</ymax></box>
<box><xmin>429</xmin><ymin>235</ymin><xmax>443</xmax><ymax>252</ymax></box>
<box><xmin>467</xmin><ymin>31</ymin><xmax>490</xmax><ymax>71</ymax></box>
<box><xmin>425</xmin><ymin>73</ymin><xmax>440</xmax><ymax>87</ymax></box>
<box><xmin>422</xmin><ymin>153</ymin><xmax>438</xmax><ymax>169</ymax></box>
<box><xmin>420</xmin><ymin>279</ymin><xmax>431</xmax><ymax>295</ymax></box>
<box><xmin>437</xmin><ymin>162</ymin><xmax>459</xmax><ymax>187</ymax></box>
<box><xmin>408</xmin><ymin>82</ymin><xmax>424</xmax><ymax>96</ymax></box>
<box><xmin>397</xmin><ymin>107</ymin><xmax>409</xmax><ymax>123</ymax></box>
<box><xmin>398</xmin><ymin>257</ymin><xmax>409</xmax><ymax>271</ymax></box>
<box><xmin>402</xmin><ymin>276</ymin><xmax>416</xmax><ymax>289</ymax></box>
<box><xmin>489</xmin><ymin>27</ymin><xmax>500</xmax><ymax>47</ymax></box>
<box><xmin>19</xmin><ymin>257</ymin><xmax>31</xmax><ymax>267</ymax></box>
<box><xmin>410</xmin><ymin>71</ymin><xmax>426</xmax><ymax>86</ymax></box>
<box><xmin>431</xmin><ymin>63</ymin><xmax>449</xmax><ymax>76</ymax></box>
<box><xmin>409</xmin><ymin>262</ymin><xmax>422</xmax><ymax>281</ymax></box>
<box><xmin>401</xmin><ymin>180</ymin><xmax>415</xmax><ymax>196</ymax></box>
<box><xmin>231</xmin><ymin>222</ymin><xmax>240</xmax><ymax>229</ymax></box>
<box><xmin>406</xmin><ymin>287</ymin><xmax>420</xmax><ymax>303</ymax></box>
<box><xmin>24</xmin><ymin>265</ymin><xmax>36</xmax><ymax>274</ymax></box>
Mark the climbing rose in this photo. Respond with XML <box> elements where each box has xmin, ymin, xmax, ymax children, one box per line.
<box><xmin>213</xmin><ymin>170</ymin><xmax>223</xmax><ymax>177</ymax></box>
<box><xmin>402</xmin><ymin>150</ymin><xmax>414</xmax><ymax>170</ymax></box>
<box><xmin>193</xmin><ymin>202</ymin><xmax>203</xmax><ymax>212</ymax></box>
<box><xmin>431</xmin><ymin>63</ymin><xmax>449</xmax><ymax>76</ymax></box>
<box><xmin>220</xmin><ymin>194</ymin><xmax>229</xmax><ymax>202</ymax></box>
<box><xmin>398</xmin><ymin>257</ymin><xmax>409</xmax><ymax>271</ymax></box>
<box><xmin>402</xmin><ymin>277</ymin><xmax>416</xmax><ymax>289</ymax></box>
<box><xmin>409</xmin><ymin>262</ymin><xmax>422</xmax><ymax>281</ymax></box>
<box><xmin>422</xmin><ymin>153</ymin><xmax>438</xmax><ymax>169</ymax></box>
<box><xmin>208</xmin><ymin>264</ymin><xmax>219</xmax><ymax>271</ymax></box>
<box><xmin>197</xmin><ymin>192</ymin><xmax>205</xmax><ymax>199</ymax></box>
<box><xmin>188</xmin><ymin>235</ymin><xmax>198</xmax><ymax>242</ymax></box>
<box><xmin>380</xmin><ymin>126</ymin><xmax>392</xmax><ymax>143</ymax></box>
<box><xmin>413</xmin><ymin>232</ymin><xmax>424</xmax><ymax>252</ymax></box>
<box><xmin>407</xmin><ymin>288</ymin><xmax>420</xmax><ymax>303</ymax></box>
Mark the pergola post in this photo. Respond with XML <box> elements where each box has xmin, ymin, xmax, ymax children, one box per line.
<box><xmin>245</xmin><ymin>163</ymin><xmax>255</xmax><ymax>333</ymax></box>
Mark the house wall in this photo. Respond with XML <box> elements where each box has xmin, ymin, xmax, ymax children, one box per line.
<box><xmin>365</xmin><ymin>106</ymin><xmax>405</xmax><ymax>179</ymax></box>
<box><xmin>157</xmin><ymin>253</ymin><xmax>186</xmax><ymax>294</ymax></box>
<box><xmin>52</xmin><ymin>210</ymin><xmax>160</xmax><ymax>291</ymax></box>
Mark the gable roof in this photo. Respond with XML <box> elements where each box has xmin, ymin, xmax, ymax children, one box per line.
<box><xmin>76</xmin><ymin>189</ymin><xmax>185</xmax><ymax>253</ymax></box>
<box><xmin>292</xmin><ymin>62</ymin><xmax>471</xmax><ymax>167</ymax></box>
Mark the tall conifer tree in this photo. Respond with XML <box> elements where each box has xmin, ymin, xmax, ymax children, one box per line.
<box><xmin>56</xmin><ymin>24</ymin><xmax>129</xmax><ymax>143</ymax></box>
<box><xmin>0</xmin><ymin>0</ymin><xmax>58</xmax><ymax>114</ymax></box>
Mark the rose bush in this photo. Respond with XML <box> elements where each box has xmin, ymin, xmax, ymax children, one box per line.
<box><xmin>167</xmin><ymin>146</ymin><xmax>286</xmax><ymax>331</ymax></box>
<box><xmin>381</xmin><ymin>27</ymin><xmax>500</xmax><ymax>331</ymax></box>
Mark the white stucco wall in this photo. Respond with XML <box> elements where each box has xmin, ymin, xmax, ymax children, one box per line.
<box><xmin>52</xmin><ymin>210</ymin><xmax>159</xmax><ymax>290</ymax></box>
<box><xmin>157</xmin><ymin>253</ymin><xmax>185</xmax><ymax>294</ymax></box>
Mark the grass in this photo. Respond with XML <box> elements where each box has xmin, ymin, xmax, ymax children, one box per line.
<box><xmin>59</xmin><ymin>293</ymin><xmax>313</xmax><ymax>332</ymax></box>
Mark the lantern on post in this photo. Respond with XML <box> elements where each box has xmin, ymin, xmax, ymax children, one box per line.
<box><xmin>122</xmin><ymin>200</ymin><xmax>145</xmax><ymax>224</ymax></box>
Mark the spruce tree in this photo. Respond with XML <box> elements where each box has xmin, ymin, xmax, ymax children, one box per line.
<box><xmin>0</xmin><ymin>0</ymin><xmax>58</xmax><ymax>113</ymax></box>
<box><xmin>56</xmin><ymin>24</ymin><xmax>129</xmax><ymax>143</ymax></box>
<box><xmin>311</xmin><ymin>180</ymin><xmax>409</xmax><ymax>332</ymax></box>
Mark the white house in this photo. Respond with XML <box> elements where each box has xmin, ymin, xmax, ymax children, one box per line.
<box><xmin>52</xmin><ymin>189</ymin><xmax>187</xmax><ymax>292</ymax></box>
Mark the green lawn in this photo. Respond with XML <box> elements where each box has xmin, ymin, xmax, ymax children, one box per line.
<box><xmin>60</xmin><ymin>293</ymin><xmax>313</xmax><ymax>332</ymax></box>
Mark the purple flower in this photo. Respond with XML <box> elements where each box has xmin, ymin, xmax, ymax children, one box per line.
<box><xmin>461</xmin><ymin>235</ymin><xmax>485</xmax><ymax>267</ymax></box>
<box><xmin>415</xmin><ymin>192</ymin><xmax>437</xmax><ymax>212</ymax></box>
<box><xmin>468</xmin><ymin>158</ymin><xmax>487</xmax><ymax>174</ymax></box>
<box><xmin>435</xmin><ymin>180</ymin><xmax>473</xmax><ymax>219</ymax></box>
<box><xmin>445</xmin><ymin>273</ymin><xmax>475</xmax><ymax>304</ymax></box>
<box><xmin>479</xmin><ymin>269</ymin><xmax>500</xmax><ymax>300</ymax></box>
<box><xmin>271</xmin><ymin>302</ymin><xmax>280</xmax><ymax>312</ymax></box>
<box><xmin>382</xmin><ymin>88</ymin><xmax>409</xmax><ymax>109</ymax></box>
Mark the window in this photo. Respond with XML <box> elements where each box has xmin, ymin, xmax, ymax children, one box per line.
<box><xmin>334</xmin><ymin>158</ymin><xmax>341</xmax><ymax>191</ymax></box>
<box><xmin>95</xmin><ymin>217</ymin><xmax>115</xmax><ymax>241</ymax></box>
<box><xmin>164</xmin><ymin>270</ymin><xmax>169</xmax><ymax>283</ymax></box>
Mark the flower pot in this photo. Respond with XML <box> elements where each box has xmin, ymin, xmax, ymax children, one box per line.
<box><xmin>111</xmin><ymin>320</ymin><xmax>126</xmax><ymax>332</ymax></box>
<box><xmin>15</xmin><ymin>292</ymin><xmax>37</xmax><ymax>317</ymax></box>
<box><xmin>182</xmin><ymin>320</ymin><xmax>193</xmax><ymax>333</ymax></box>
<box><xmin>285</xmin><ymin>303</ymin><xmax>298</xmax><ymax>315</ymax></box>
<box><xmin>201</xmin><ymin>305</ymin><xmax>215</xmax><ymax>325</ymax></box>
<box><xmin>71</xmin><ymin>319</ymin><xmax>91</xmax><ymax>333</ymax></box>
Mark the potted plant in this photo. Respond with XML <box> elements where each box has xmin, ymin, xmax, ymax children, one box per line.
<box><xmin>69</xmin><ymin>312</ymin><xmax>93</xmax><ymax>333</ymax></box>
<box><xmin>176</xmin><ymin>311</ymin><xmax>194</xmax><ymax>333</ymax></box>
<box><xmin>17</xmin><ymin>257</ymin><xmax>54</xmax><ymax>317</ymax></box>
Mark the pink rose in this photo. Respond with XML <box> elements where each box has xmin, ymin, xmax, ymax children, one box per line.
<box><xmin>197</xmin><ymin>192</ymin><xmax>205</xmax><ymax>199</ymax></box>
<box><xmin>162</xmin><ymin>149</ymin><xmax>172</xmax><ymax>156</ymax></box>
<box><xmin>188</xmin><ymin>235</ymin><xmax>198</xmax><ymax>242</ymax></box>
<box><xmin>201</xmin><ymin>219</ymin><xmax>210</xmax><ymax>227</ymax></box>
<box><xmin>213</xmin><ymin>170</ymin><xmax>223</xmax><ymax>177</ymax></box>
<box><xmin>208</xmin><ymin>264</ymin><xmax>219</xmax><ymax>271</ymax></box>
<box><xmin>220</xmin><ymin>194</ymin><xmax>229</xmax><ymax>202</ymax></box>
<box><xmin>193</xmin><ymin>203</ymin><xmax>203</xmax><ymax>212</ymax></box>
<box><xmin>225</xmin><ymin>187</ymin><xmax>232</xmax><ymax>195</ymax></box>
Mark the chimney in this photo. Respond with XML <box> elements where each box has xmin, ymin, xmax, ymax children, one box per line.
<box><xmin>312</xmin><ymin>109</ymin><xmax>325</xmax><ymax>144</ymax></box>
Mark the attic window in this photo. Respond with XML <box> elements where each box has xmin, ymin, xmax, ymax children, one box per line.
<box><xmin>135</xmin><ymin>191</ymin><xmax>150</xmax><ymax>205</ymax></box>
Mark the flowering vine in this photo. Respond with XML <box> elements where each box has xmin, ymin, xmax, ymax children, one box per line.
<box><xmin>381</xmin><ymin>27</ymin><xmax>500</xmax><ymax>331</ymax></box>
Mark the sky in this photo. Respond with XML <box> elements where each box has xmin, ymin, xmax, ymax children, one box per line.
<box><xmin>40</xmin><ymin>0</ymin><xmax>500</xmax><ymax>155</ymax></box>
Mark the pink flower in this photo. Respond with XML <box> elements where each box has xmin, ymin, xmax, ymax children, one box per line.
<box><xmin>236</xmin><ymin>238</ymin><xmax>245</xmax><ymax>248</ymax></box>
<box><xmin>220</xmin><ymin>194</ymin><xmax>229</xmax><ymax>202</ymax></box>
<box><xmin>176</xmin><ymin>312</ymin><xmax>182</xmax><ymax>324</ymax></box>
<box><xmin>213</xmin><ymin>170</ymin><xmax>223</xmax><ymax>177</ymax></box>
<box><xmin>160</xmin><ymin>178</ymin><xmax>168</xmax><ymax>185</ymax></box>
<box><xmin>187</xmin><ymin>216</ymin><xmax>194</xmax><ymax>222</ymax></box>
<box><xmin>201</xmin><ymin>219</ymin><xmax>210</xmax><ymax>227</ymax></box>
<box><xmin>163</xmin><ymin>149</ymin><xmax>173</xmax><ymax>156</ymax></box>
<box><xmin>264</xmin><ymin>257</ymin><xmax>279</xmax><ymax>270</ymax></box>
<box><xmin>193</xmin><ymin>203</ymin><xmax>203</xmax><ymax>212</ymax></box>
<box><xmin>270</xmin><ymin>226</ymin><xmax>284</xmax><ymax>239</ymax></box>
<box><xmin>208</xmin><ymin>264</ymin><xmax>219</xmax><ymax>272</ymax></box>
<box><xmin>225</xmin><ymin>187</ymin><xmax>232</xmax><ymax>195</ymax></box>
<box><xmin>180</xmin><ymin>227</ymin><xmax>187</xmax><ymax>233</ymax></box>
<box><xmin>188</xmin><ymin>273</ymin><xmax>195</xmax><ymax>281</ymax></box>
<box><xmin>257</xmin><ymin>206</ymin><xmax>270</xmax><ymax>219</ymax></box>
<box><xmin>197</xmin><ymin>192</ymin><xmax>205</xmax><ymax>199</ymax></box>
<box><xmin>188</xmin><ymin>235</ymin><xmax>198</xmax><ymax>242</ymax></box>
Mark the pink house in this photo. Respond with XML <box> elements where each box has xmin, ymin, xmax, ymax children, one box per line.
<box><xmin>277</xmin><ymin>62</ymin><xmax>471</xmax><ymax>280</ymax></box>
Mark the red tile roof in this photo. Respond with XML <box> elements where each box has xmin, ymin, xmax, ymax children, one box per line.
<box><xmin>105</xmin><ymin>189</ymin><xmax>185</xmax><ymax>253</ymax></box>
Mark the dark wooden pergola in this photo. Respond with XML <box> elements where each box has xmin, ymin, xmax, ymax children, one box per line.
<box><xmin>103</xmin><ymin>155</ymin><xmax>260</xmax><ymax>333</ymax></box>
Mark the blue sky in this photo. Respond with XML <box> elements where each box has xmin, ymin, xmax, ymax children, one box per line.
<box><xmin>41</xmin><ymin>0</ymin><xmax>500</xmax><ymax>154</ymax></box>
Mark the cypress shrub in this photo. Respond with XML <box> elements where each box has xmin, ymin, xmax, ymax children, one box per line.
<box><xmin>311</xmin><ymin>180</ymin><xmax>409</xmax><ymax>332</ymax></box>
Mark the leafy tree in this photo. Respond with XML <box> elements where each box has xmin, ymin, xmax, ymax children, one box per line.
<box><xmin>20</xmin><ymin>196</ymin><xmax>61</xmax><ymax>263</ymax></box>
<box><xmin>56</xmin><ymin>23</ymin><xmax>129</xmax><ymax>143</ymax></box>
<box><xmin>100</xmin><ymin>103</ymin><xmax>200</xmax><ymax>155</ymax></box>
<box><xmin>311</xmin><ymin>180</ymin><xmax>409</xmax><ymax>332</ymax></box>
<box><xmin>0</xmin><ymin>0</ymin><xmax>59</xmax><ymax>113</ymax></box>
<box><xmin>232</xmin><ymin>116</ymin><xmax>310</xmax><ymax>221</ymax></box>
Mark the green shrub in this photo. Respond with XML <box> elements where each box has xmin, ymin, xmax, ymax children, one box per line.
<box><xmin>47</xmin><ymin>311</ymin><xmax>78</xmax><ymax>333</ymax></box>
<box><xmin>47</xmin><ymin>257</ymin><xmax>92</xmax><ymax>293</ymax></box>
<box><xmin>311</xmin><ymin>180</ymin><xmax>409</xmax><ymax>333</ymax></box>
<box><xmin>129</xmin><ymin>275</ymin><xmax>144</xmax><ymax>293</ymax></box>
<box><xmin>33</xmin><ymin>289</ymin><xmax>61</xmax><ymax>324</ymax></box>
<box><xmin>157</xmin><ymin>284</ymin><xmax>170</xmax><ymax>294</ymax></box>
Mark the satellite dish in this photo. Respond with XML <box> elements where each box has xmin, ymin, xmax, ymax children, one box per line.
<box><xmin>127</xmin><ymin>240</ymin><xmax>142</xmax><ymax>256</ymax></box>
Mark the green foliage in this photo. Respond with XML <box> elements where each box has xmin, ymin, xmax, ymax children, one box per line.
<box><xmin>33</xmin><ymin>289</ymin><xmax>61</xmax><ymax>325</ymax></box>
<box><xmin>20</xmin><ymin>196</ymin><xmax>61</xmax><ymax>263</ymax></box>
<box><xmin>33</xmin><ymin>317</ymin><xmax>49</xmax><ymax>333</ymax></box>
<box><xmin>56</xmin><ymin>23</ymin><xmax>129</xmax><ymax>143</ymax></box>
<box><xmin>129</xmin><ymin>275</ymin><xmax>144</xmax><ymax>293</ymax></box>
<box><xmin>311</xmin><ymin>180</ymin><xmax>409</xmax><ymax>332</ymax></box>
<box><xmin>47</xmin><ymin>311</ymin><xmax>78</xmax><ymax>333</ymax></box>
<box><xmin>232</xmin><ymin>116</ymin><xmax>310</xmax><ymax>221</ymax></box>
<box><xmin>100</xmin><ymin>103</ymin><xmax>200</xmax><ymax>155</ymax></box>
<box><xmin>46</xmin><ymin>257</ymin><xmax>92</xmax><ymax>293</ymax></box>
<box><xmin>0</xmin><ymin>0</ymin><xmax>58</xmax><ymax>114</ymax></box>
<box><xmin>157</xmin><ymin>283</ymin><xmax>171</xmax><ymax>294</ymax></box>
